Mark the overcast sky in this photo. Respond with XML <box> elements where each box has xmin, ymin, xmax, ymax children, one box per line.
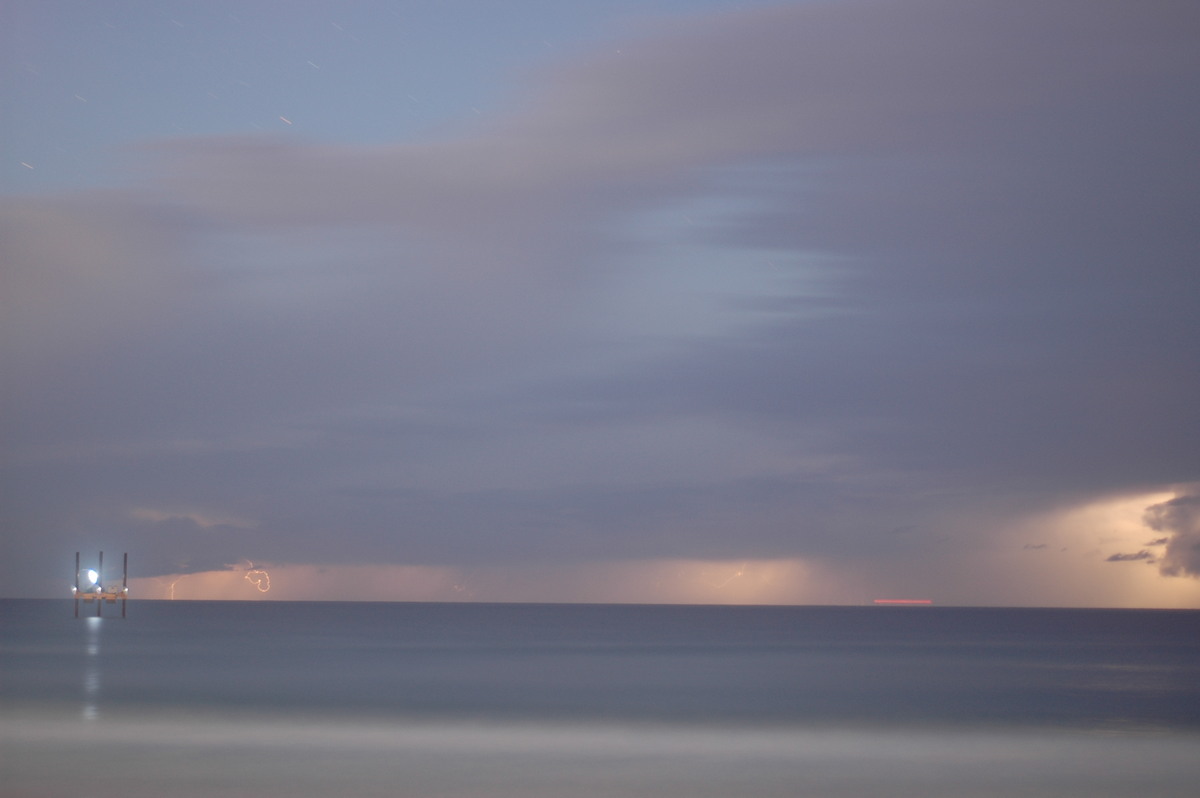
<box><xmin>3</xmin><ymin>1</ymin><xmax>1199</xmax><ymax>606</ymax></box>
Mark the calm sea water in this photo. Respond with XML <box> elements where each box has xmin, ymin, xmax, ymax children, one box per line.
<box><xmin>3</xmin><ymin>600</ymin><xmax>1199</xmax><ymax>797</ymax></box>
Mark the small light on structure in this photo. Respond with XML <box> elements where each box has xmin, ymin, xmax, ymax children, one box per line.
<box><xmin>74</xmin><ymin>552</ymin><xmax>129</xmax><ymax>618</ymax></box>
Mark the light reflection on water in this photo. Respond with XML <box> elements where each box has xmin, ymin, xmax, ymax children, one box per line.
<box><xmin>83</xmin><ymin>616</ymin><xmax>101</xmax><ymax>721</ymax></box>
<box><xmin>2</xmin><ymin>601</ymin><xmax>1197</xmax><ymax>797</ymax></box>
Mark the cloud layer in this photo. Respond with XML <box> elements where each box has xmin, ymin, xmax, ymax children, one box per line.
<box><xmin>1144</xmin><ymin>493</ymin><xmax>1200</xmax><ymax>578</ymax></box>
<box><xmin>3</xmin><ymin>1</ymin><xmax>1199</xmax><ymax>604</ymax></box>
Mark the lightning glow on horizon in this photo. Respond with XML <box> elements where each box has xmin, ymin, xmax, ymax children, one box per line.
<box><xmin>243</xmin><ymin>562</ymin><xmax>271</xmax><ymax>593</ymax></box>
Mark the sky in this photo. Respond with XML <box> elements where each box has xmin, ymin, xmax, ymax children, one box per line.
<box><xmin>3</xmin><ymin>1</ymin><xmax>1199</xmax><ymax>606</ymax></box>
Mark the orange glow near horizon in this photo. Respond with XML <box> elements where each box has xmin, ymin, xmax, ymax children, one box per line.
<box><xmin>128</xmin><ymin>558</ymin><xmax>833</xmax><ymax>604</ymax></box>
<box><xmin>119</xmin><ymin>489</ymin><xmax>1200</xmax><ymax>608</ymax></box>
<box><xmin>982</xmin><ymin>489</ymin><xmax>1200</xmax><ymax>609</ymax></box>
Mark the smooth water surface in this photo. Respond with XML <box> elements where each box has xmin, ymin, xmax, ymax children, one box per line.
<box><xmin>3</xmin><ymin>600</ymin><xmax>1198</xmax><ymax>797</ymax></box>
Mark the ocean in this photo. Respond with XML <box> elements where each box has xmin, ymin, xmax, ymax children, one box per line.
<box><xmin>2</xmin><ymin>600</ymin><xmax>1198</xmax><ymax>797</ymax></box>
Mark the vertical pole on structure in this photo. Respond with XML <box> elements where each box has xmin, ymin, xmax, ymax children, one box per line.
<box><xmin>122</xmin><ymin>552</ymin><xmax>128</xmax><ymax>619</ymax></box>
<box><xmin>96</xmin><ymin>551</ymin><xmax>104</xmax><ymax>617</ymax></box>
<box><xmin>74</xmin><ymin>552</ymin><xmax>80</xmax><ymax>618</ymax></box>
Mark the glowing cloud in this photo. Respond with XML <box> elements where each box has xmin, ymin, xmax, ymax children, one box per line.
<box><xmin>131</xmin><ymin>507</ymin><xmax>257</xmax><ymax>530</ymax></box>
<box><xmin>130</xmin><ymin>558</ymin><xmax>832</xmax><ymax>604</ymax></box>
<box><xmin>1143</xmin><ymin>491</ymin><xmax>1200</xmax><ymax>578</ymax></box>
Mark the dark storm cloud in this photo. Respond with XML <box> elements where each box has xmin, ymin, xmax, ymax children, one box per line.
<box><xmin>1106</xmin><ymin>551</ymin><xmax>1154</xmax><ymax>563</ymax></box>
<box><xmin>3</xmin><ymin>1</ymin><xmax>1199</xmax><ymax>598</ymax></box>
<box><xmin>1144</xmin><ymin>494</ymin><xmax>1200</xmax><ymax>578</ymax></box>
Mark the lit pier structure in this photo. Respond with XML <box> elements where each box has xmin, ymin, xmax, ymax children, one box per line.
<box><xmin>73</xmin><ymin>551</ymin><xmax>128</xmax><ymax>618</ymax></box>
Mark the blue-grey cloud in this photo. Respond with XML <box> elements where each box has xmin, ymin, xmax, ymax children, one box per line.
<box><xmin>1107</xmin><ymin>551</ymin><xmax>1154</xmax><ymax>563</ymax></box>
<box><xmin>2</xmin><ymin>1</ymin><xmax>1199</xmax><ymax>599</ymax></box>
<box><xmin>1144</xmin><ymin>494</ymin><xmax>1200</xmax><ymax>578</ymax></box>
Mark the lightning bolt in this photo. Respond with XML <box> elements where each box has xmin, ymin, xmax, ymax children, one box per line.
<box><xmin>243</xmin><ymin>561</ymin><xmax>271</xmax><ymax>593</ymax></box>
<box><xmin>712</xmin><ymin>562</ymin><xmax>749</xmax><ymax>589</ymax></box>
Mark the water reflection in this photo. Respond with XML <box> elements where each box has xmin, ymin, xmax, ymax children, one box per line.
<box><xmin>83</xmin><ymin>616</ymin><xmax>101</xmax><ymax>721</ymax></box>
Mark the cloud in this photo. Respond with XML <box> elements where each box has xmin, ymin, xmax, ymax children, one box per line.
<box><xmin>1106</xmin><ymin>551</ymin><xmax>1154</xmax><ymax>563</ymax></box>
<box><xmin>1144</xmin><ymin>493</ymin><xmax>1200</xmax><ymax>578</ymax></box>
<box><xmin>132</xmin><ymin>557</ymin><xmax>830</xmax><ymax>605</ymax></box>
<box><xmin>0</xmin><ymin>196</ymin><xmax>191</xmax><ymax>367</ymax></box>
<box><xmin>3</xmin><ymin>2</ymin><xmax>1200</xmax><ymax>604</ymax></box>
<box><xmin>131</xmin><ymin>507</ymin><xmax>257</xmax><ymax>530</ymax></box>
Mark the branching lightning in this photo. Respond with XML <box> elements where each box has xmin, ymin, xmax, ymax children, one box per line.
<box><xmin>243</xmin><ymin>561</ymin><xmax>271</xmax><ymax>592</ymax></box>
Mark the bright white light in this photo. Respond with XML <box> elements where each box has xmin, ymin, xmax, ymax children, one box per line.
<box><xmin>86</xmin><ymin>569</ymin><xmax>99</xmax><ymax>584</ymax></box>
